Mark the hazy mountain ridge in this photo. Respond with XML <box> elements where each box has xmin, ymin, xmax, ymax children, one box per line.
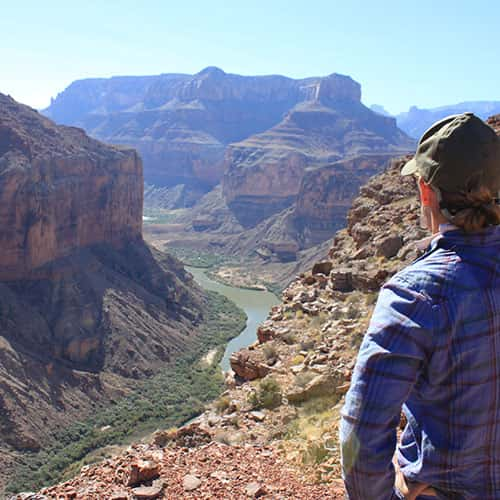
<box><xmin>396</xmin><ymin>101</ymin><xmax>500</xmax><ymax>138</ymax></box>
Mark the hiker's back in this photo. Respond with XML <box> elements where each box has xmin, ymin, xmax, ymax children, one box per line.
<box><xmin>398</xmin><ymin>226</ymin><xmax>500</xmax><ymax>498</ymax></box>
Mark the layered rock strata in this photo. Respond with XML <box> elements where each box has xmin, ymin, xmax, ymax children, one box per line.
<box><xmin>0</xmin><ymin>95</ymin><xmax>205</xmax><ymax>485</ymax></box>
<box><xmin>45</xmin><ymin>69</ymin><xmax>413</xmax><ymax>218</ymax></box>
<box><xmin>45</xmin><ymin>69</ymin><xmax>359</xmax><ymax>194</ymax></box>
<box><xmin>292</xmin><ymin>153</ymin><xmax>396</xmax><ymax>246</ymax></box>
<box><xmin>0</xmin><ymin>93</ymin><xmax>142</xmax><ymax>280</ymax></box>
<box><xmin>222</xmin><ymin>95</ymin><xmax>413</xmax><ymax>228</ymax></box>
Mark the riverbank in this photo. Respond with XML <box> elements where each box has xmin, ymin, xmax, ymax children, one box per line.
<box><xmin>6</xmin><ymin>291</ymin><xmax>246</xmax><ymax>495</ymax></box>
<box><xmin>186</xmin><ymin>266</ymin><xmax>280</xmax><ymax>371</ymax></box>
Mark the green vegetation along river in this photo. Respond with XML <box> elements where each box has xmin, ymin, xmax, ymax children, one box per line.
<box><xmin>186</xmin><ymin>266</ymin><xmax>280</xmax><ymax>371</ymax></box>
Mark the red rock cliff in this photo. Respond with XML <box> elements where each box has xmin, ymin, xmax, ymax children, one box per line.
<box><xmin>0</xmin><ymin>93</ymin><xmax>143</xmax><ymax>280</ymax></box>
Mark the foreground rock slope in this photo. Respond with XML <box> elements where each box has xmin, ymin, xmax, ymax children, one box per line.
<box><xmin>0</xmin><ymin>94</ymin><xmax>207</xmax><ymax>489</ymax></box>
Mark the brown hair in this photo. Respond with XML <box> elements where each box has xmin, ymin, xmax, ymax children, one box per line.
<box><xmin>440</xmin><ymin>186</ymin><xmax>500</xmax><ymax>232</ymax></box>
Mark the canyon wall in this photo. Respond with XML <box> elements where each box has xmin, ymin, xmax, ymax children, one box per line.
<box><xmin>222</xmin><ymin>96</ymin><xmax>413</xmax><ymax>227</ymax></box>
<box><xmin>44</xmin><ymin>69</ymin><xmax>410</xmax><ymax>211</ymax></box>
<box><xmin>0</xmin><ymin>94</ymin><xmax>205</xmax><ymax>473</ymax></box>
<box><xmin>292</xmin><ymin>154</ymin><xmax>396</xmax><ymax>246</ymax></box>
<box><xmin>0</xmin><ymin>93</ymin><xmax>143</xmax><ymax>280</ymax></box>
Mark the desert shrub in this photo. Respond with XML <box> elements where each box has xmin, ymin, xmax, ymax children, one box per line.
<box><xmin>365</xmin><ymin>292</ymin><xmax>378</xmax><ymax>306</ymax></box>
<box><xmin>214</xmin><ymin>396</ymin><xmax>231</xmax><ymax>414</ymax></box>
<box><xmin>294</xmin><ymin>371</ymin><xmax>316</xmax><ymax>388</ymax></box>
<box><xmin>346</xmin><ymin>304</ymin><xmax>360</xmax><ymax>319</ymax></box>
<box><xmin>281</xmin><ymin>331</ymin><xmax>297</xmax><ymax>345</ymax></box>
<box><xmin>291</xmin><ymin>354</ymin><xmax>305</xmax><ymax>366</ymax></box>
<box><xmin>302</xmin><ymin>440</ymin><xmax>329</xmax><ymax>465</ymax></box>
<box><xmin>300</xmin><ymin>338</ymin><xmax>315</xmax><ymax>351</ymax></box>
<box><xmin>248</xmin><ymin>377</ymin><xmax>282</xmax><ymax>410</ymax></box>
<box><xmin>262</xmin><ymin>343</ymin><xmax>278</xmax><ymax>361</ymax></box>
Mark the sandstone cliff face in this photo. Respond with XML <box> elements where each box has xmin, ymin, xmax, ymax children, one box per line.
<box><xmin>222</xmin><ymin>97</ymin><xmax>414</xmax><ymax>228</ymax></box>
<box><xmin>292</xmin><ymin>154</ymin><xmax>396</xmax><ymax>246</ymax></box>
<box><xmin>0</xmin><ymin>93</ymin><xmax>142</xmax><ymax>280</ymax></box>
<box><xmin>0</xmin><ymin>95</ymin><xmax>205</xmax><ymax>479</ymax></box>
<box><xmin>44</xmin><ymin>69</ymin><xmax>405</xmax><ymax>211</ymax></box>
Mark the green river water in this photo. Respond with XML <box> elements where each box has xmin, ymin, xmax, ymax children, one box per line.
<box><xmin>186</xmin><ymin>266</ymin><xmax>280</xmax><ymax>371</ymax></box>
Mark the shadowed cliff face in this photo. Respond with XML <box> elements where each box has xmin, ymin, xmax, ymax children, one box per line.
<box><xmin>0</xmin><ymin>94</ymin><xmax>205</xmax><ymax>469</ymax></box>
<box><xmin>292</xmin><ymin>154</ymin><xmax>397</xmax><ymax>247</ymax></box>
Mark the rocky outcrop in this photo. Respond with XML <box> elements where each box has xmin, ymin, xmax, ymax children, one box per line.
<box><xmin>0</xmin><ymin>95</ymin><xmax>206</xmax><ymax>482</ymax></box>
<box><xmin>44</xmin><ymin>70</ymin><xmax>358</xmax><ymax>195</ymax></box>
<box><xmin>45</xmin><ymin>69</ymin><xmax>412</xmax><ymax>216</ymax></box>
<box><xmin>487</xmin><ymin>114</ymin><xmax>500</xmax><ymax>133</ymax></box>
<box><xmin>0</xmin><ymin>93</ymin><xmax>142</xmax><ymax>280</ymax></box>
<box><xmin>26</xmin><ymin>440</ymin><xmax>342</xmax><ymax>499</ymax></box>
<box><xmin>230</xmin><ymin>348</ymin><xmax>270</xmax><ymax>381</ymax></box>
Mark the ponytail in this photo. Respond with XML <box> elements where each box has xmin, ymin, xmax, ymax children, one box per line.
<box><xmin>439</xmin><ymin>186</ymin><xmax>500</xmax><ymax>232</ymax></box>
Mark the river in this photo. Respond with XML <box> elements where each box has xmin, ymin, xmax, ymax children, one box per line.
<box><xmin>186</xmin><ymin>266</ymin><xmax>280</xmax><ymax>371</ymax></box>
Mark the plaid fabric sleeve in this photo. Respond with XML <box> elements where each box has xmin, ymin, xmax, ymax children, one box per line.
<box><xmin>339</xmin><ymin>277</ymin><xmax>435</xmax><ymax>500</ymax></box>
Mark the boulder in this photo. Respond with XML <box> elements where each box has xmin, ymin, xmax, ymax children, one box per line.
<box><xmin>375</xmin><ymin>235</ymin><xmax>403</xmax><ymax>258</ymax></box>
<box><xmin>312</xmin><ymin>261</ymin><xmax>333</xmax><ymax>276</ymax></box>
<box><xmin>230</xmin><ymin>349</ymin><xmax>270</xmax><ymax>381</ymax></box>
<box><xmin>257</xmin><ymin>322</ymin><xmax>276</xmax><ymax>344</ymax></box>
<box><xmin>286</xmin><ymin>371</ymin><xmax>343</xmax><ymax>403</ymax></box>
<box><xmin>183</xmin><ymin>474</ymin><xmax>202</xmax><ymax>491</ymax></box>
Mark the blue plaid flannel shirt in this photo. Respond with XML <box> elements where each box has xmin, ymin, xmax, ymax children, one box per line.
<box><xmin>340</xmin><ymin>225</ymin><xmax>500</xmax><ymax>500</ymax></box>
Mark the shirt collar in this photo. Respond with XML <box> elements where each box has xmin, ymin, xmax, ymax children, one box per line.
<box><xmin>415</xmin><ymin>224</ymin><xmax>459</xmax><ymax>251</ymax></box>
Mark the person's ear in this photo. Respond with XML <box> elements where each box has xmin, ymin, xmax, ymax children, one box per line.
<box><xmin>418</xmin><ymin>178</ymin><xmax>434</xmax><ymax>207</ymax></box>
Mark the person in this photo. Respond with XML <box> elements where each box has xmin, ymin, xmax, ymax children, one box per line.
<box><xmin>339</xmin><ymin>112</ymin><xmax>500</xmax><ymax>500</ymax></box>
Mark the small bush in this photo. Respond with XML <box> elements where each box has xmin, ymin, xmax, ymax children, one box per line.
<box><xmin>214</xmin><ymin>396</ymin><xmax>231</xmax><ymax>414</ymax></box>
<box><xmin>281</xmin><ymin>332</ymin><xmax>297</xmax><ymax>345</ymax></box>
<box><xmin>248</xmin><ymin>377</ymin><xmax>282</xmax><ymax>410</ymax></box>
<box><xmin>294</xmin><ymin>371</ymin><xmax>316</xmax><ymax>388</ymax></box>
<box><xmin>302</xmin><ymin>440</ymin><xmax>329</xmax><ymax>465</ymax></box>
<box><xmin>262</xmin><ymin>343</ymin><xmax>278</xmax><ymax>361</ymax></box>
<box><xmin>346</xmin><ymin>304</ymin><xmax>359</xmax><ymax>319</ymax></box>
<box><xmin>300</xmin><ymin>338</ymin><xmax>315</xmax><ymax>351</ymax></box>
<box><xmin>291</xmin><ymin>354</ymin><xmax>305</xmax><ymax>366</ymax></box>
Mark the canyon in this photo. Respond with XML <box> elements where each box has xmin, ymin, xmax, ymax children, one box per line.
<box><xmin>0</xmin><ymin>93</ymin><xmax>220</xmax><ymax>491</ymax></box>
<box><xmin>45</xmin><ymin>68</ymin><xmax>414</xmax><ymax>289</ymax></box>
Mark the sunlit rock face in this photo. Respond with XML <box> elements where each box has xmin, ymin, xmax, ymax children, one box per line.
<box><xmin>44</xmin><ymin>69</ymin><xmax>412</xmax><ymax>211</ymax></box>
<box><xmin>222</xmin><ymin>94</ymin><xmax>413</xmax><ymax>228</ymax></box>
<box><xmin>0</xmin><ymin>93</ymin><xmax>143</xmax><ymax>280</ymax></box>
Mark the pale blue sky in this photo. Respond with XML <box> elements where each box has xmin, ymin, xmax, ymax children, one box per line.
<box><xmin>2</xmin><ymin>0</ymin><xmax>498</xmax><ymax>114</ymax></box>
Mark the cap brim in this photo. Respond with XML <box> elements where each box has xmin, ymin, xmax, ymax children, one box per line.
<box><xmin>401</xmin><ymin>157</ymin><xmax>418</xmax><ymax>176</ymax></box>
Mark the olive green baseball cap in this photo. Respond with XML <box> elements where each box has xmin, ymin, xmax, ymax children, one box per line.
<box><xmin>401</xmin><ymin>112</ymin><xmax>500</xmax><ymax>192</ymax></box>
